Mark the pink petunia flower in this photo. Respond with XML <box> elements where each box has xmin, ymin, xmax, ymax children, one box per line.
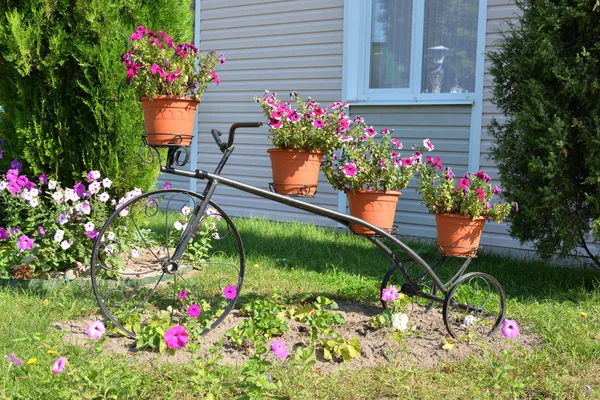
<box><xmin>163</xmin><ymin>182</ymin><xmax>172</xmax><ymax>190</ymax></box>
<box><xmin>218</xmin><ymin>55</ymin><xmax>226</xmax><ymax>64</ymax></box>
<box><xmin>187</xmin><ymin>304</ymin><xmax>201</xmax><ymax>318</ymax></box>
<box><xmin>178</xmin><ymin>290</ymin><xmax>189</xmax><ymax>300</ymax></box>
<box><xmin>164</xmin><ymin>325</ymin><xmax>189</xmax><ymax>349</ymax></box>
<box><xmin>313</xmin><ymin>119</ymin><xmax>325</xmax><ymax>129</ymax></box>
<box><xmin>364</xmin><ymin>126</ymin><xmax>377</xmax><ymax>137</ymax></box>
<box><xmin>423</xmin><ymin>138</ymin><xmax>434</xmax><ymax>151</ymax></box>
<box><xmin>501</xmin><ymin>319</ymin><xmax>520</xmax><ymax>338</ymax></box>
<box><xmin>476</xmin><ymin>188</ymin><xmax>485</xmax><ymax>201</ymax></box>
<box><xmin>341</xmin><ymin>163</ymin><xmax>357</xmax><ymax>177</ymax></box>
<box><xmin>458</xmin><ymin>178</ymin><xmax>470</xmax><ymax>189</ymax></box>
<box><xmin>391</xmin><ymin>138</ymin><xmax>403</xmax><ymax>148</ymax></box>
<box><xmin>209</xmin><ymin>71</ymin><xmax>220</xmax><ymax>85</ymax></box>
<box><xmin>223</xmin><ymin>285</ymin><xmax>237</xmax><ymax>300</ymax></box>
<box><xmin>86</xmin><ymin>321</ymin><xmax>106</xmax><ymax>340</ymax></box>
<box><xmin>269</xmin><ymin>118</ymin><xmax>282</xmax><ymax>129</ymax></box>
<box><xmin>401</xmin><ymin>157</ymin><xmax>414</xmax><ymax>167</ymax></box>
<box><xmin>271</xmin><ymin>339</ymin><xmax>288</xmax><ymax>360</ymax></box>
<box><xmin>381</xmin><ymin>285</ymin><xmax>399</xmax><ymax>302</ymax></box>
<box><xmin>52</xmin><ymin>357</ymin><xmax>67</xmax><ymax>374</ymax></box>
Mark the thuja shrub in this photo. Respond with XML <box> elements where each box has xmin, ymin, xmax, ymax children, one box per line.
<box><xmin>0</xmin><ymin>0</ymin><xmax>193</xmax><ymax>195</ymax></box>
<box><xmin>487</xmin><ymin>0</ymin><xmax>600</xmax><ymax>268</ymax></box>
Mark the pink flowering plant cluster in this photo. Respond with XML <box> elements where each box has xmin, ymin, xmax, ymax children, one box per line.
<box><xmin>123</xmin><ymin>26</ymin><xmax>223</xmax><ymax>100</ymax></box>
<box><xmin>322</xmin><ymin>120</ymin><xmax>424</xmax><ymax>193</ymax></box>
<box><xmin>415</xmin><ymin>153</ymin><xmax>517</xmax><ymax>221</ymax></box>
<box><xmin>0</xmin><ymin>160</ymin><xmax>139</xmax><ymax>277</ymax></box>
<box><xmin>255</xmin><ymin>91</ymin><xmax>349</xmax><ymax>153</ymax></box>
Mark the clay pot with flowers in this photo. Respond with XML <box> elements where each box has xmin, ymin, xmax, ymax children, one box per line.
<box><xmin>321</xmin><ymin>119</ymin><xmax>423</xmax><ymax>235</ymax></box>
<box><xmin>255</xmin><ymin>91</ymin><xmax>349</xmax><ymax>196</ymax></box>
<box><xmin>416</xmin><ymin>156</ymin><xmax>517</xmax><ymax>256</ymax></box>
<box><xmin>123</xmin><ymin>26</ymin><xmax>224</xmax><ymax>146</ymax></box>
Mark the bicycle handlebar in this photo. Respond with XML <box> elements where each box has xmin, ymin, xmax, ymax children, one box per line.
<box><xmin>210</xmin><ymin>122</ymin><xmax>263</xmax><ymax>151</ymax></box>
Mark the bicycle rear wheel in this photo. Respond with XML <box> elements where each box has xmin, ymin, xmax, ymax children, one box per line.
<box><xmin>90</xmin><ymin>189</ymin><xmax>244</xmax><ymax>338</ymax></box>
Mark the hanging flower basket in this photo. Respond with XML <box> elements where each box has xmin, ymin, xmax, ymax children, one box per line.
<box><xmin>435</xmin><ymin>213</ymin><xmax>486</xmax><ymax>257</ymax></box>
<box><xmin>267</xmin><ymin>148</ymin><xmax>322</xmax><ymax>196</ymax></box>
<box><xmin>140</xmin><ymin>96</ymin><xmax>199</xmax><ymax>147</ymax></box>
<box><xmin>346</xmin><ymin>190</ymin><xmax>401</xmax><ymax>235</ymax></box>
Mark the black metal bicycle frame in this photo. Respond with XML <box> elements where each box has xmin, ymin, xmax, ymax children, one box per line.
<box><xmin>160</xmin><ymin>143</ymin><xmax>450</xmax><ymax>301</ymax></box>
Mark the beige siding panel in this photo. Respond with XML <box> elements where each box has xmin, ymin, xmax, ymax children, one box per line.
<box><xmin>195</xmin><ymin>0</ymin><xmax>344</xmax><ymax>226</ymax></box>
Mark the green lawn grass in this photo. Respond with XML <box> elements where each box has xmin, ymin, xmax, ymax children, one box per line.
<box><xmin>1</xmin><ymin>217</ymin><xmax>600</xmax><ymax>399</ymax></box>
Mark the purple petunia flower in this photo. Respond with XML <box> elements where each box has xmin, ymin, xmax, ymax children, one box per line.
<box><xmin>10</xmin><ymin>158</ymin><xmax>22</xmax><ymax>172</ymax></box>
<box><xmin>4</xmin><ymin>353</ymin><xmax>23</xmax><ymax>367</ymax></box>
<box><xmin>52</xmin><ymin>357</ymin><xmax>67</xmax><ymax>374</ymax></box>
<box><xmin>178</xmin><ymin>290</ymin><xmax>188</xmax><ymax>300</ymax></box>
<box><xmin>18</xmin><ymin>235</ymin><xmax>34</xmax><ymax>251</ymax></box>
<box><xmin>73</xmin><ymin>183</ymin><xmax>86</xmax><ymax>198</ymax></box>
<box><xmin>38</xmin><ymin>226</ymin><xmax>46</xmax><ymax>237</ymax></box>
<box><xmin>445</xmin><ymin>168</ymin><xmax>455</xmax><ymax>180</ymax></box>
<box><xmin>39</xmin><ymin>172</ymin><xmax>49</xmax><ymax>185</ymax></box>
<box><xmin>163</xmin><ymin>182</ymin><xmax>172</xmax><ymax>190</ymax></box>
<box><xmin>501</xmin><ymin>319</ymin><xmax>520</xmax><ymax>338</ymax></box>
<box><xmin>381</xmin><ymin>285</ymin><xmax>399</xmax><ymax>302</ymax></box>
<box><xmin>0</xmin><ymin>227</ymin><xmax>9</xmax><ymax>239</ymax></box>
<box><xmin>493</xmin><ymin>186</ymin><xmax>502</xmax><ymax>195</ymax></box>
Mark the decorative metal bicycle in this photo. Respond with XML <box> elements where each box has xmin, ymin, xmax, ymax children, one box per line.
<box><xmin>90</xmin><ymin>122</ymin><xmax>506</xmax><ymax>340</ymax></box>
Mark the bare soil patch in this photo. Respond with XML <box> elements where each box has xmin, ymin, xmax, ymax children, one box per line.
<box><xmin>57</xmin><ymin>301</ymin><xmax>541</xmax><ymax>374</ymax></box>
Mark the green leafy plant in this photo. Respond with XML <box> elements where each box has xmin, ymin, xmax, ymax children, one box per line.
<box><xmin>289</xmin><ymin>296</ymin><xmax>361</xmax><ymax>363</ymax></box>
<box><xmin>0</xmin><ymin>0</ymin><xmax>191</xmax><ymax>192</ymax></box>
<box><xmin>255</xmin><ymin>91</ymin><xmax>348</xmax><ymax>153</ymax></box>
<box><xmin>225</xmin><ymin>299</ymin><xmax>289</xmax><ymax>354</ymax></box>
<box><xmin>487</xmin><ymin>0</ymin><xmax>600</xmax><ymax>268</ymax></box>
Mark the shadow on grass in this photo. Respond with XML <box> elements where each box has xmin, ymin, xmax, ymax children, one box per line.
<box><xmin>215</xmin><ymin>217</ymin><xmax>600</xmax><ymax>305</ymax></box>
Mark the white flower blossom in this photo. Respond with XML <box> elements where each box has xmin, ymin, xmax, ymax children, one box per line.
<box><xmin>0</xmin><ymin>181</ymin><xmax>6</xmax><ymax>191</ymax></box>
<box><xmin>29</xmin><ymin>198</ymin><xmax>39</xmax><ymax>208</ymax></box>
<box><xmin>52</xmin><ymin>190</ymin><xmax>63</xmax><ymax>204</ymax></box>
<box><xmin>54</xmin><ymin>229</ymin><xmax>65</xmax><ymax>243</ymax></box>
<box><xmin>180</xmin><ymin>206</ymin><xmax>191</xmax><ymax>216</ymax></box>
<box><xmin>60</xmin><ymin>240</ymin><xmax>72</xmax><ymax>250</ymax></box>
<box><xmin>173</xmin><ymin>221</ymin><xmax>183</xmax><ymax>231</ymax></box>
<box><xmin>104</xmin><ymin>244</ymin><xmax>115</xmax><ymax>255</ymax></box>
<box><xmin>84</xmin><ymin>222</ymin><xmax>95</xmax><ymax>232</ymax></box>
<box><xmin>88</xmin><ymin>181</ymin><xmax>101</xmax><ymax>195</ymax></box>
<box><xmin>106</xmin><ymin>231</ymin><xmax>116</xmax><ymax>241</ymax></box>
<box><xmin>102</xmin><ymin>177</ymin><xmax>112</xmax><ymax>188</ymax></box>
<box><xmin>131</xmin><ymin>249</ymin><xmax>139</xmax><ymax>259</ymax></box>
<box><xmin>391</xmin><ymin>313</ymin><xmax>409</xmax><ymax>331</ymax></box>
<box><xmin>98</xmin><ymin>192</ymin><xmax>110</xmax><ymax>203</ymax></box>
<box><xmin>463</xmin><ymin>315</ymin><xmax>475</xmax><ymax>327</ymax></box>
<box><xmin>48</xmin><ymin>180</ymin><xmax>58</xmax><ymax>190</ymax></box>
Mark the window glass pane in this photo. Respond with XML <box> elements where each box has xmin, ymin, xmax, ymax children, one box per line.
<box><xmin>369</xmin><ymin>0</ymin><xmax>413</xmax><ymax>89</ymax></box>
<box><xmin>421</xmin><ymin>0</ymin><xmax>479</xmax><ymax>93</ymax></box>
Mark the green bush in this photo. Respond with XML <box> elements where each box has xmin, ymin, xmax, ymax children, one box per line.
<box><xmin>0</xmin><ymin>0</ymin><xmax>193</xmax><ymax>195</ymax></box>
<box><xmin>488</xmin><ymin>0</ymin><xmax>600</xmax><ymax>268</ymax></box>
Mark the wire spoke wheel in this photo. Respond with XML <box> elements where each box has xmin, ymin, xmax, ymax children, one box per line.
<box><xmin>442</xmin><ymin>272</ymin><xmax>506</xmax><ymax>339</ymax></box>
<box><xmin>91</xmin><ymin>189</ymin><xmax>244</xmax><ymax>338</ymax></box>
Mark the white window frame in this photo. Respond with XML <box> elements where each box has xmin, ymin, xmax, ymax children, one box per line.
<box><xmin>342</xmin><ymin>0</ymin><xmax>488</xmax><ymax>106</ymax></box>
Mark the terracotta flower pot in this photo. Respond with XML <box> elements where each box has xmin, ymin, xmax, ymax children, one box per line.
<box><xmin>267</xmin><ymin>148</ymin><xmax>323</xmax><ymax>196</ymax></box>
<box><xmin>346</xmin><ymin>190</ymin><xmax>401</xmax><ymax>235</ymax></box>
<box><xmin>435</xmin><ymin>213</ymin><xmax>486</xmax><ymax>256</ymax></box>
<box><xmin>140</xmin><ymin>96</ymin><xmax>200</xmax><ymax>146</ymax></box>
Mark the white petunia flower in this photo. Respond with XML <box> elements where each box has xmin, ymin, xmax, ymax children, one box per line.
<box><xmin>131</xmin><ymin>249</ymin><xmax>139</xmax><ymax>259</ymax></box>
<box><xmin>48</xmin><ymin>180</ymin><xmax>58</xmax><ymax>190</ymax></box>
<box><xmin>391</xmin><ymin>313</ymin><xmax>409</xmax><ymax>331</ymax></box>
<box><xmin>54</xmin><ymin>229</ymin><xmax>65</xmax><ymax>243</ymax></box>
<box><xmin>29</xmin><ymin>198</ymin><xmax>39</xmax><ymax>208</ymax></box>
<box><xmin>84</xmin><ymin>221</ymin><xmax>95</xmax><ymax>232</ymax></box>
<box><xmin>60</xmin><ymin>240</ymin><xmax>72</xmax><ymax>250</ymax></box>
<box><xmin>98</xmin><ymin>192</ymin><xmax>110</xmax><ymax>203</ymax></box>
<box><xmin>173</xmin><ymin>221</ymin><xmax>183</xmax><ymax>231</ymax></box>
<box><xmin>106</xmin><ymin>231</ymin><xmax>116</xmax><ymax>241</ymax></box>
<box><xmin>463</xmin><ymin>315</ymin><xmax>476</xmax><ymax>327</ymax></box>
<box><xmin>102</xmin><ymin>177</ymin><xmax>112</xmax><ymax>188</ymax></box>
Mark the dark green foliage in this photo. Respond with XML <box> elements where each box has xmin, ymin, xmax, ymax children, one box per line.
<box><xmin>0</xmin><ymin>0</ymin><xmax>193</xmax><ymax>194</ymax></box>
<box><xmin>488</xmin><ymin>0</ymin><xmax>600</xmax><ymax>267</ymax></box>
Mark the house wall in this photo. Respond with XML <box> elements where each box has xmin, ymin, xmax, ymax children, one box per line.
<box><xmin>156</xmin><ymin>0</ymin><xmax>532</xmax><ymax>252</ymax></box>
<box><xmin>158</xmin><ymin>0</ymin><xmax>345</xmax><ymax>225</ymax></box>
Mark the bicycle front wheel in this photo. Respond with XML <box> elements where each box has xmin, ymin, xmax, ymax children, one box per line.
<box><xmin>90</xmin><ymin>189</ymin><xmax>244</xmax><ymax>338</ymax></box>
